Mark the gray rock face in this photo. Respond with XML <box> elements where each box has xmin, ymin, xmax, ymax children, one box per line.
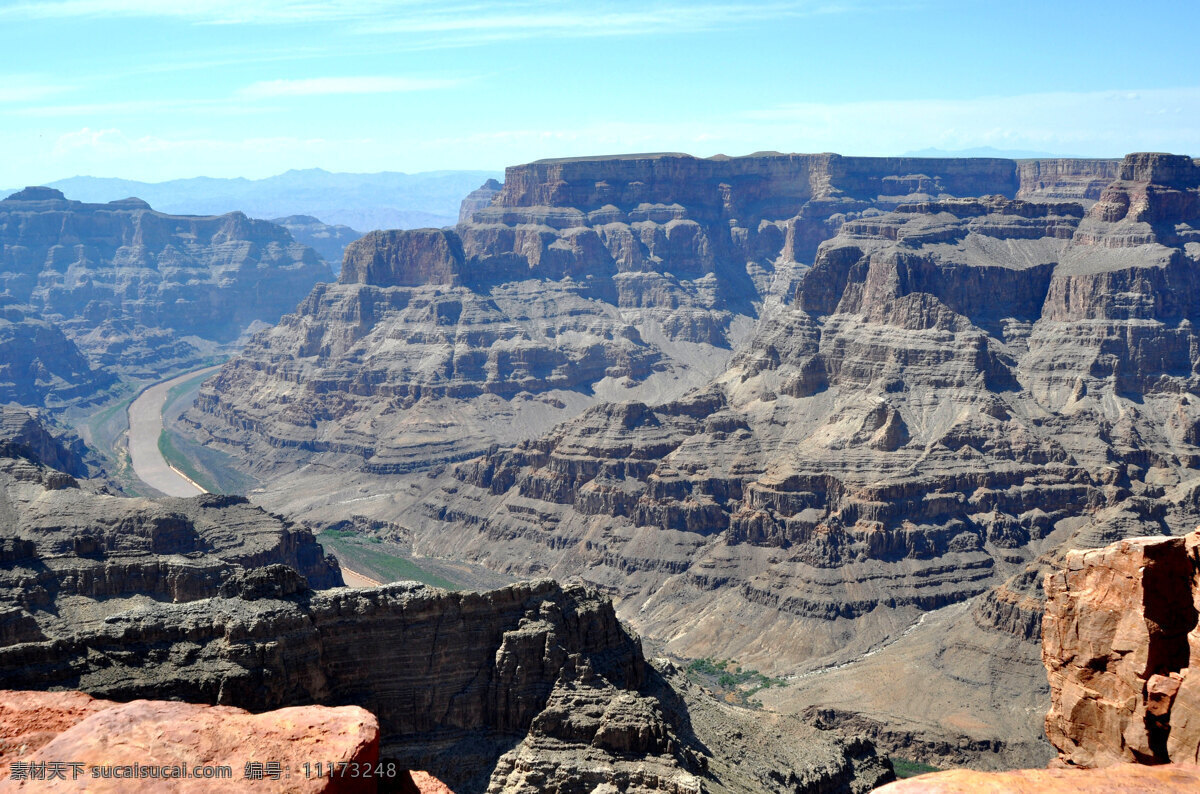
<box><xmin>0</xmin><ymin>410</ymin><xmax>343</xmax><ymax>647</ymax></box>
<box><xmin>0</xmin><ymin>189</ymin><xmax>332</xmax><ymax>377</ymax></box>
<box><xmin>0</xmin><ymin>296</ymin><xmax>114</xmax><ymax>407</ymax></box>
<box><xmin>181</xmin><ymin>150</ymin><xmax>1167</xmax><ymax>767</ymax></box>
<box><xmin>187</xmin><ymin>152</ymin><xmax>1109</xmax><ymax>478</ymax></box>
<box><xmin>0</xmin><ymin>571</ymin><xmax>891</xmax><ymax>793</ymax></box>
<box><xmin>0</xmin><ymin>405</ymin><xmax>90</xmax><ymax>477</ymax></box>
<box><xmin>269</xmin><ymin>214</ymin><xmax>363</xmax><ymax>277</ymax></box>
<box><xmin>396</xmin><ymin>152</ymin><xmax>1200</xmax><ymax>765</ymax></box>
<box><xmin>0</xmin><ymin>413</ymin><xmax>893</xmax><ymax>793</ymax></box>
<box><xmin>459</xmin><ymin>178</ymin><xmax>503</xmax><ymax>224</ymax></box>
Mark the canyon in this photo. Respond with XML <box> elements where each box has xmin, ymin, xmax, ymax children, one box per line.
<box><xmin>177</xmin><ymin>150</ymin><xmax>1200</xmax><ymax>767</ymax></box>
<box><xmin>0</xmin><ymin>408</ymin><xmax>891</xmax><ymax>792</ymax></box>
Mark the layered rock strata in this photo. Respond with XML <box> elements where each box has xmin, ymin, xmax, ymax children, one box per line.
<box><xmin>270</xmin><ymin>215</ymin><xmax>363</xmax><ymax>277</ymax></box>
<box><xmin>458</xmin><ymin>179</ymin><xmax>502</xmax><ymax>224</ymax></box>
<box><xmin>0</xmin><ymin>297</ymin><xmax>114</xmax><ymax>407</ymax></box>
<box><xmin>0</xmin><ymin>690</ymin><xmax>379</xmax><ymax>793</ymax></box>
<box><xmin>1043</xmin><ymin>530</ymin><xmax>1200</xmax><ymax>767</ymax></box>
<box><xmin>0</xmin><ymin>572</ymin><xmax>891</xmax><ymax>793</ymax></box>
<box><xmin>0</xmin><ymin>410</ymin><xmax>342</xmax><ymax>647</ymax></box>
<box><xmin>391</xmin><ymin>153</ymin><xmax>1200</xmax><ymax>764</ymax></box>
<box><xmin>188</xmin><ymin>153</ymin><xmax>1111</xmax><ymax>478</ymax></box>
<box><xmin>0</xmin><ymin>187</ymin><xmax>331</xmax><ymax>378</ymax></box>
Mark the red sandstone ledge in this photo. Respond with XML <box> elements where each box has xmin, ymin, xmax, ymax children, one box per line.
<box><xmin>874</xmin><ymin>763</ymin><xmax>1200</xmax><ymax>792</ymax></box>
<box><xmin>0</xmin><ymin>690</ymin><xmax>453</xmax><ymax>793</ymax></box>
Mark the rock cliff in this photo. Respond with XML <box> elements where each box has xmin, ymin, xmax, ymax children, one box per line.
<box><xmin>458</xmin><ymin>179</ymin><xmax>502</xmax><ymax>224</ymax></box>
<box><xmin>0</xmin><ymin>409</ymin><xmax>343</xmax><ymax>647</ymax></box>
<box><xmin>187</xmin><ymin>152</ymin><xmax>1109</xmax><ymax>480</ymax></box>
<box><xmin>180</xmin><ymin>151</ymin><xmax>1163</xmax><ymax>765</ymax></box>
<box><xmin>0</xmin><ymin>296</ymin><xmax>114</xmax><ymax>407</ymax></box>
<box><xmin>873</xmin><ymin>763</ymin><xmax>1200</xmax><ymax>792</ymax></box>
<box><xmin>0</xmin><ymin>572</ymin><xmax>891</xmax><ymax>793</ymax></box>
<box><xmin>1044</xmin><ymin>529</ymin><xmax>1200</xmax><ymax>767</ymax></box>
<box><xmin>0</xmin><ymin>188</ymin><xmax>332</xmax><ymax>379</ymax></box>
<box><xmin>270</xmin><ymin>215</ymin><xmax>364</xmax><ymax>277</ymax></box>
<box><xmin>381</xmin><ymin>153</ymin><xmax>1200</xmax><ymax>765</ymax></box>
<box><xmin>0</xmin><ymin>414</ymin><xmax>890</xmax><ymax>793</ymax></box>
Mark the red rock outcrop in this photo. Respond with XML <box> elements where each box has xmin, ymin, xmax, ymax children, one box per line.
<box><xmin>873</xmin><ymin>763</ymin><xmax>1200</xmax><ymax>792</ymax></box>
<box><xmin>1043</xmin><ymin>530</ymin><xmax>1200</xmax><ymax>767</ymax></box>
<box><xmin>0</xmin><ymin>690</ymin><xmax>378</xmax><ymax>793</ymax></box>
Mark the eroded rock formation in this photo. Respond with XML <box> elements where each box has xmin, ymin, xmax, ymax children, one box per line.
<box><xmin>0</xmin><ymin>573</ymin><xmax>891</xmax><ymax>793</ymax></box>
<box><xmin>188</xmin><ymin>151</ymin><xmax>1200</xmax><ymax>766</ymax></box>
<box><xmin>873</xmin><ymin>763</ymin><xmax>1200</xmax><ymax>793</ymax></box>
<box><xmin>1043</xmin><ymin>530</ymin><xmax>1200</xmax><ymax>767</ymax></box>
<box><xmin>0</xmin><ymin>409</ymin><xmax>342</xmax><ymax>647</ymax></box>
<box><xmin>0</xmin><ymin>187</ymin><xmax>332</xmax><ymax>378</ymax></box>
<box><xmin>187</xmin><ymin>152</ymin><xmax>1110</xmax><ymax>479</ymax></box>
<box><xmin>0</xmin><ymin>417</ymin><xmax>890</xmax><ymax>792</ymax></box>
<box><xmin>270</xmin><ymin>215</ymin><xmax>364</xmax><ymax>277</ymax></box>
<box><xmin>0</xmin><ymin>297</ymin><xmax>114</xmax><ymax>407</ymax></box>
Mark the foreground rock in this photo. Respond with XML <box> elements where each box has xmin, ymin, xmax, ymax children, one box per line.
<box><xmin>1044</xmin><ymin>529</ymin><xmax>1200</xmax><ymax>767</ymax></box>
<box><xmin>873</xmin><ymin>763</ymin><xmax>1200</xmax><ymax>793</ymax></box>
<box><xmin>0</xmin><ymin>690</ymin><xmax>378</xmax><ymax>793</ymax></box>
<box><xmin>0</xmin><ymin>187</ymin><xmax>331</xmax><ymax>379</ymax></box>
<box><xmin>0</xmin><ymin>572</ymin><xmax>891</xmax><ymax>793</ymax></box>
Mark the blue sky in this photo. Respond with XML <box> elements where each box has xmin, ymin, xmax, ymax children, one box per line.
<box><xmin>1</xmin><ymin>0</ymin><xmax>1197</xmax><ymax>184</ymax></box>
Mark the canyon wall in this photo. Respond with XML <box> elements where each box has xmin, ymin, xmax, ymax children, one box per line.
<box><xmin>0</xmin><ymin>187</ymin><xmax>332</xmax><ymax>379</ymax></box>
<box><xmin>181</xmin><ymin>151</ymin><xmax>1180</xmax><ymax>766</ymax></box>
<box><xmin>187</xmin><ymin>152</ymin><xmax>1103</xmax><ymax>479</ymax></box>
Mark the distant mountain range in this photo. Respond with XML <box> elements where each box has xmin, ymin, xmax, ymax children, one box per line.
<box><xmin>5</xmin><ymin>168</ymin><xmax>502</xmax><ymax>232</ymax></box>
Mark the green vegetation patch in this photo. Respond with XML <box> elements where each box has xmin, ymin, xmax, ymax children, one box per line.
<box><xmin>889</xmin><ymin>758</ymin><xmax>941</xmax><ymax>779</ymax></box>
<box><xmin>685</xmin><ymin>657</ymin><xmax>788</xmax><ymax>707</ymax></box>
<box><xmin>318</xmin><ymin>532</ymin><xmax>458</xmax><ymax>590</ymax></box>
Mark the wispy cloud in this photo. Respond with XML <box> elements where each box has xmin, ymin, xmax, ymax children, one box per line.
<box><xmin>0</xmin><ymin>0</ymin><xmax>400</xmax><ymax>24</ymax></box>
<box><xmin>0</xmin><ymin>0</ymin><xmax>858</xmax><ymax>37</ymax></box>
<box><xmin>14</xmin><ymin>98</ymin><xmax>276</xmax><ymax>118</ymax></box>
<box><xmin>363</xmin><ymin>1</ymin><xmax>830</xmax><ymax>36</ymax></box>
<box><xmin>0</xmin><ymin>75</ymin><xmax>73</xmax><ymax>103</ymax></box>
<box><xmin>238</xmin><ymin>75</ymin><xmax>464</xmax><ymax>99</ymax></box>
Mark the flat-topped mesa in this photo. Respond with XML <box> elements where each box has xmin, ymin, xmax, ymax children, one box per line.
<box><xmin>495</xmin><ymin>151</ymin><xmax>1021</xmax><ymax>216</ymax></box>
<box><xmin>2</xmin><ymin>186</ymin><xmax>67</xmax><ymax>203</ymax></box>
<box><xmin>340</xmin><ymin>228</ymin><xmax>464</xmax><ymax>287</ymax></box>
<box><xmin>1117</xmin><ymin>152</ymin><xmax>1200</xmax><ymax>185</ymax></box>
<box><xmin>1079</xmin><ymin>152</ymin><xmax>1200</xmax><ymax>234</ymax></box>
<box><xmin>1016</xmin><ymin>159</ymin><xmax>1122</xmax><ymax>202</ymax></box>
